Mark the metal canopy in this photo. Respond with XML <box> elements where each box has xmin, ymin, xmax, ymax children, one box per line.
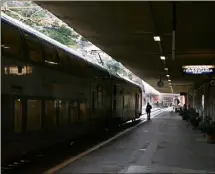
<box><xmin>37</xmin><ymin>1</ymin><xmax>215</xmax><ymax>93</ymax></box>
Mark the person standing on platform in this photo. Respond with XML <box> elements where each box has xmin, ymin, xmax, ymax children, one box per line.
<box><xmin>146</xmin><ymin>102</ymin><xmax>152</xmax><ymax>120</ymax></box>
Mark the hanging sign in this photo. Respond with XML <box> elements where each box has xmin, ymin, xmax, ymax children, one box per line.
<box><xmin>182</xmin><ymin>65</ymin><xmax>215</xmax><ymax>75</ymax></box>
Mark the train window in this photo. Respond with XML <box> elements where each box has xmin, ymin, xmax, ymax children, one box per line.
<box><xmin>27</xmin><ymin>100</ymin><xmax>42</xmax><ymax>131</ymax></box>
<box><xmin>79</xmin><ymin>103</ymin><xmax>86</xmax><ymax>121</ymax></box>
<box><xmin>124</xmin><ymin>95</ymin><xmax>129</xmax><ymax>110</ymax></box>
<box><xmin>57</xmin><ymin>48</ymin><xmax>70</xmax><ymax>68</ymax></box>
<box><xmin>59</xmin><ymin>101</ymin><xmax>68</xmax><ymax>125</ymax></box>
<box><xmin>113</xmin><ymin>85</ymin><xmax>117</xmax><ymax>110</ymax></box>
<box><xmin>97</xmin><ymin>86</ymin><xmax>103</xmax><ymax>109</ymax></box>
<box><xmin>70</xmin><ymin>101</ymin><xmax>78</xmax><ymax>124</ymax></box>
<box><xmin>113</xmin><ymin>85</ymin><xmax>117</xmax><ymax>96</ymax></box>
<box><xmin>98</xmin><ymin>91</ymin><xmax>103</xmax><ymax>103</ymax></box>
<box><xmin>122</xmin><ymin>96</ymin><xmax>125</xmax><ymax>110</ymax></box>
<box><xmin>113</xmin><ymin>99</ymin><xmax>116</xmax><ymax>110</ymax></box>
<box><xmin>92</xmin><ymin>91</ymin><xmax>97</xmax><ymax>113</ymax></box>
<box><xmin>44</xmin><ymin>100</ymin><xmax>57</xmax><ymax>127</ymax></box>
<box><xmin>14</xmin><ymin>99</ymin><xmax>22</xmax><ymax>133</ymax></box>
<box><xmin>2</xmin><ymin>22</ymin><xmax>23</xmax><ymax>58</ymax></box>
<box><xmin>23</xmin><ymin>32</ymin><xmax>43</xmax><ymax>62</ymax></box>
<box><xmin>97</xmin><ymin>86</ymin><xmax>103</xmax><ymax>103</ymax></box>
<box><xmin>43</xmin><ymin>42</ymin><xmax>59</xmax><ymax>65</ymax></box>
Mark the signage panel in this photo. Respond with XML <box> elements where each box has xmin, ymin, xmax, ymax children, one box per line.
<box><xmin>182</xmin><ymin>65</ymin><xmax>215</xmax><ymax>75</ymax></box>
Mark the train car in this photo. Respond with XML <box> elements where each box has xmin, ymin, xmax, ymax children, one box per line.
<box><xmin>1</xmin><ymin>13</ymin><xmax>142</xmax><ymax>163</ymax></box>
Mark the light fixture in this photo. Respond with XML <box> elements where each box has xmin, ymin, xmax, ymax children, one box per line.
<box><xmin>45</xmin><ymin>60</ymin><xmax>58</xmax><ymax>65</ymax></box>
<box><xmin>1</xmin><ymin>45</ymin><xmax>10</xmax><ymax>49</ymax></box>
<box><xmin>153</xmin><ymin>36</ymin><xmax>160</xmax><ymax>41</ymax></box>
<box><xmin>164</xmin><ymin>68</ymin><xmax>168</xmax><ymax>71</ymax></box>
<box><xmin>169</xmin><ymin>83</ymin><xmax>172</xmax><ymax>85</ymax></box>
<box><xmin>160</xmin><ymin>56</ymin><xmax>165</xmax><ymax>60</ymax></box>
<box><xmin>168</xmin><ymin>79</ymin><xmax>171</xmax><ymax>82</ymax></box>
<box><xmin>166</xmin><ymin>74</ymin><xmax>170</xmax><ymax>77</ymax></box>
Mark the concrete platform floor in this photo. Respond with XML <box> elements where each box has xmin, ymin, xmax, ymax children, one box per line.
<box><xmin>55</xmin><ymin>109</ymin><xmax>215</xmax><ymax>173</ymax></box>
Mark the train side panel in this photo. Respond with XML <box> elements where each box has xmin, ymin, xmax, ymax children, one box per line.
<box><xmin>1</xmin><ymin>15</ymin><xmax>143</xmax><ymax>163</ymax></box>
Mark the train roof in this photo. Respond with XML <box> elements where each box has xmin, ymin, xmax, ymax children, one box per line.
<box><xmin>1</xmin><ymin>13</ymin><xmax>141</xmax><ymax>89</ymax></box>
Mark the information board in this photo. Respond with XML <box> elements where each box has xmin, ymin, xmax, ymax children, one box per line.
<box><xmin>182</xmin><ymin>65</ymin><xmax>215</xmax><ymax>75</ymax></box>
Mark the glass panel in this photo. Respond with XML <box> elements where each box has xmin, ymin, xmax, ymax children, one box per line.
<box><xmin>97</xmin><ymin>86</ymin><xmax>103</xmax><ymax>103</ymax></box>
<box><xmin>14</xmin><ymin>98</ymin><xmax>22</xmax><ymax>133</ymax></box>
<box><xmin>44</xmin><ymin>100</ymin><xmax>57</xmax><ymax>127</ymax></box>
<box><xmin>2</xmin><ymin>22</ymin><xmax>23</xmax><ymax>58</ymax></box>
<box><xmin>43</xmin><ymin>42</ymin><xmax>59</xmax><ymax>64</ymax></box>
<box><xmin>27</xmin><ymin>100</ymin><xmax>42</xmax><ymax>131</ymax></box>
<box><xmin>124</xmin><ymin>95</ymin><xmax>129</xmax><ymax>110</ymax></box>
<box><xmin>92</xmin><ymin>91</ymin><xmax>97</xmax><ymax>113</ymax></box>
<box><xmin>79</xmin><ymin>103</ymin><xmax>86</xmax><ymax>121</ymax></box>
<box><xmin>70</xmin><ymin>101</ymin><xmax>78</xmax><ymax>124</ymax></box>
<box><xmin>59</xmin><ymin>100</ymin><xmax>68</xmax><ymax>125</ymax></box>
<box><xmin>57</xmin><ymin>48</ymin><xmax>70</xmax><ymax>68</ymax></box>
<box><xmin>23</xmin><ymin>32</ymin><xmax>43</xmax><ymax>62</ymax></box>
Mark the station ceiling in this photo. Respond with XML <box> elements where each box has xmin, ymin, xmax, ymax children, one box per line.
<box><xmin>37</xmin><ymin>1</ymin><xmax>215</xmax><ymax>93</ymax></box>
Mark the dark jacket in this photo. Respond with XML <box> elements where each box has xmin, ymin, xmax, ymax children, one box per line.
<box><xmin>146</xmin><ymin>104</ymin><xmax>152</xmax><ymax>112</ymax></box>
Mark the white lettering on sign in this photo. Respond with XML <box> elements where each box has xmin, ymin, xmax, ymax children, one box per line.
<box><xmin>183</xmin><ymin>66</ymin><xmax>214</xmax><ymax>74</ymax></box>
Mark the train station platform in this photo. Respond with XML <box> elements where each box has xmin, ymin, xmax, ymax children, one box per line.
<box><xmin>48</xmin><ymin>109</ymin><xmax>215</xmax><ymax>173</ymax></box>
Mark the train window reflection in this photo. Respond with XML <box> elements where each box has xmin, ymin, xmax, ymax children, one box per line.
<box><xmin>4</xmin><ymin>65</ymin><xmax>32</xmax><ymax>75</ymax></box>
<box><xmin>45</xmin><ymin>100</ymin><xmax>57</xmax><ymax>127</ymax></box>
<box><xmin>70</xmin><ymin>101</ymin><xmax>78</xmax><ymax>124</ymax></box>
<box><xmin>79</xmin><ymin>103</ymin><xmax>86</xmax><ymax>121</ymax></box>
<box><xmin>2</xmin><ymin>22</ymin><xmax>23</xmax><ymax>58</ymax></box>
<box><xmin>59</xmin><ymin>101</ymin><xmax>68</xmax><ymax>125</ymax></box>
<box><xmin>27</xmin><ymin>100</ymin><xmax>42</xmax><ymax>131</ymax></box>
<box><xmin>23</xmin><ymin>32</ymin><xmax>43</xmax><ymax>62</ymax></box>
<box><xmin>92</xmin><ymin>91</ymin><xmax>97</xmax><ymax>113</ymax></box>
<box><xmin>43</xmin><ymin>42</ymin><xmax>59</xmax><ymax>65</ymax></box>
<box><xmin>14</xmin><ymin>99</ymin><xmax>22</xmax><ymax>133</ymax></box>
<box><xmin>57</xmin><ymin>48</ymin><xmax>70</xmax><ymax>69</ymax></box>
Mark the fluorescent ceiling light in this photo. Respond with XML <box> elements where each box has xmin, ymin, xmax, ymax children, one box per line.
<box><xmin>168</xmin><ymin>79</ymin><xmax>171</xmax><ymax>82</ymax></box>
<box><xmin>182</xmin><ymin>65</ymin><xmax>215</xmax><ymax>69</ymax></box>
<box><xmin>160</xmin><ymin>56</ymin><xmax>165</xmax><ymax>60</ymax></box>
<box><xmin>45</xmin><ymin>60</ymin><xmax>58</xmax><ymax>65</ymax></box>
<box><xmin>1</xmin><ymin>45</ymin><xmax>10</xmax><ymax>49</ymax></box>
<box><xmin>153</xmin><ymin>36</ymin><xmax>160</xmax><ymax>41</ymax></box>
<box><xmin>164</xmin><ymin>68</ymin><xmax>168</xmax><ymax>71</ymax></box>
<box><xmin>166</xmin><ymin>74</ymin><xmax>170</xmax><ymax>77</ymax></box>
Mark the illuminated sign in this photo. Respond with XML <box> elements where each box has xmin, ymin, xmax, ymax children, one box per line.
<box><xmin>4</xmin><ymin>65</ymin><xmax>32</xmax><ymax>75</ymax></box>
<box><xmin>182</xmin><ymin>65</ymin><xmax>215</xmax><ymax>75</ymax></box>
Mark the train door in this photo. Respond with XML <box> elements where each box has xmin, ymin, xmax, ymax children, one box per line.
<box><xmin>112</xmin><ymin>84</ymin><xmax>117</xmax><ymax>114</ymax></box>
<box><xmin>112</xmin><ymin>84</ymin><xmax>123</xmax><ymax>121</ymax></box>
<box><xmin>119</xmin><ymin>87</ymin><xmax>124</xmax><ymax>121</ymax></box>
<box><xmin>135</xmin><ymin>93</ymin><xmax>139</xmax><ymax>118</ymax></box>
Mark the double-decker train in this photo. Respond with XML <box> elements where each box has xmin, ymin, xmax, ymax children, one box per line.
<box><xmin>1</xmin><ymin>14</ymin><xmax>142</xmax><ymax>162</ymax></box>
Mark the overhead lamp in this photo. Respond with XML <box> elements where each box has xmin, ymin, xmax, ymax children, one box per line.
<box><xmin>1</xmin><ymin>45</ymin><xmax>10</xmax><ymax>49</ymax></box>
<box><xmin>160</xmin><ymin>56</ymin><xmax>165</xmax><ymax>60</ymax></box>
<box><xmin>164</xmin><ymin>68</ymin><xmax>168</xmax><ymax>71</ymax></box>
<box><xmin>153</xmin><ymin>36</ymin><xmax>160</xmax><ymax>41</ymax></box>
<box><xmin>45</xmin><ymin>60</ymin><xmax>59</xmax><ymax>65</ymax></box>
<box><xmin>168</xmin><ymin>79</ymin><xmax>171</xmax><ymax>82</ymax></box>
<box><xmin>166</xmin><ymin>74</ymin><xmax>170</xmax><ymax>77</ymax></box>
<box><xmin>169</xmin><ymin>83</ymin><xmax>172</xmax><ymax>85</ymax></box>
